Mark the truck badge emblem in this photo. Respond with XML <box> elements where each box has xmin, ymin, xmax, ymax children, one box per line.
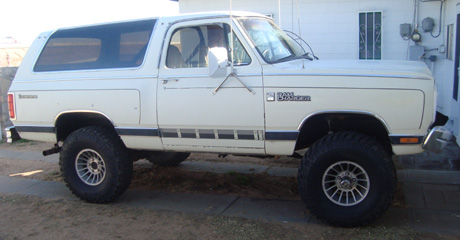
<box><xmin>18</xmin><ymin>94</ymin><xmax>38</xmax><ymax>99</ymax></box>
<box><xmin>276</xmin><ymin>92</ymin><xmax>311</xmax><ymax>102</ymax></box>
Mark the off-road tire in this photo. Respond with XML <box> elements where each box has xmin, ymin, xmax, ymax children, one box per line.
<box><xmin>148</xmin><ymin>152</ymin><xmax>191</xmax><ymax>167</ymax></box>
<box><xmin>59</xmin><ymin>126</ymin><xmax>133</xmax><ymax>203</ymax></box>
<box><xmin>298</xmin><ymin>131</ymin><xmax>396</xmax><ymax>227</ymax></box>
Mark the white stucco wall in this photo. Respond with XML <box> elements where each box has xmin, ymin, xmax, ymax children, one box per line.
<box><xmin>180</xmin><ymin>1</ymin><xmax>440</xmax><ymax>58</ymax></box>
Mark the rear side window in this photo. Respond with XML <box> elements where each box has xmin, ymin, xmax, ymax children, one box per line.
<box><xmin>34</xmin><ymin>19</ymin><xmax>156</xmax><ymax>72</ymax></box>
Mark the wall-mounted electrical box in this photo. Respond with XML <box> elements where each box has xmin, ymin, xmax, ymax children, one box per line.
<box><xmin>400</xmin><ymin>23</ymin><xmax>412</xmax><ymax>38</ymax></box>
<box><xmin>422</xmin><ymin>17</ymin><xmax>435</xmax><ymax>32</ymax></box>
<box><xmin>409</xmin><ymin>45</ymin><xmax>425</xmax><ymax>61</ymax></box>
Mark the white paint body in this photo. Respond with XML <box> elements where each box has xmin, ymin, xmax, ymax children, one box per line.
<box><xmin>8</xmin><ymin>12</ymin><xmax>436</xmax><ymax>156</ymax></box>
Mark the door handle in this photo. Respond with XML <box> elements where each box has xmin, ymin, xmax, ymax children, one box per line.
<box><xmin>161</xmin><ymin>79</ymin><xmax>179</xmax><ymax>84</ymax></box>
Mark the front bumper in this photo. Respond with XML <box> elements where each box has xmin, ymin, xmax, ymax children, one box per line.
<box><xmin>423</xmin><ymin>126</ymin><xmax>453</xmax><ymax>153</ymax></box>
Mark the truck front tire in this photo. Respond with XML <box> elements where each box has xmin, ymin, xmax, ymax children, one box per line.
<box><xmin>59</xmin><ymin>126</ymin><xmax>133</xmax><ymax>203</ymax></box>
<box><xmin>298</xmin><ymin>132</ymin><xmax>396</xmax><ymax>227</ymax></box>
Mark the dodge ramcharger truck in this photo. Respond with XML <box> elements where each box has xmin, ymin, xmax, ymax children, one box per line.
<box><xmin>6</xmin><ymin>11</ymin><xmax>452</xmax><ymax>227</ymax></box>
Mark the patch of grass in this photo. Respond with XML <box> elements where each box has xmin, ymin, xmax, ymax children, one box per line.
<box><xmin>0</xmin><ymin>139</ymin><xmax>29</xmax><ymax>144</ymax></box>
<box><xmin>15</xmin><ymin>139</ymin><xmax>30</xmax><ymax>144</ymax></box>
<box><xmin>236</xmin><ymin>175</ymin><xmax>252</xmax><ymax>186</ymax></box>
<box><xmin>131</xmin><ymin>165</ymin><xmax>299</xmax><ymax>200</ymax></box>
<box><xmin>9</xmin><ymin>139</ymin><xmax>39</xmax><ymax>147</ymax></box>
<box><xmin>225</xmin><ymin>171</ymin><xmax>252</xmax><ymax>186</ymax></box>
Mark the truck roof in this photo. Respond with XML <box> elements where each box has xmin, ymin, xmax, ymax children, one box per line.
<box><xmin>46</xmin><ymin>11</ymin><xmax>268</xmax><ymax>33</ymax></box>
<box><xmin>160</xmin><ymin>11</ymin><xmax>269</xmax><ymax>23</ymax></box>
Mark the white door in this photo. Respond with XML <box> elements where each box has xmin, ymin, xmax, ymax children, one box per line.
<box><xmin>157</xmin><ymin>20</ymin><xmax>265</xmax><ymax>154</ymax></box>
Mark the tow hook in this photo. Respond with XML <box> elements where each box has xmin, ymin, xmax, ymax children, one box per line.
<box><xmin>43</xmin><ymin>144</ymin><xmax>61</xmax><ymax>156</ymax></box>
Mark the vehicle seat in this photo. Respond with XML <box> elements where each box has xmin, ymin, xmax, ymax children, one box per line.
<box><xmin>166</xmin><ymin>45</ymin><xmax>185</xmax><ymax>68</ymax></box>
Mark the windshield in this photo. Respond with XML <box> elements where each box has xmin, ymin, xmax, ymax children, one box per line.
<box><xmin>238</xmin><ymin>18</ymin><xmax>305</xmax><ymax>63</ymax></box>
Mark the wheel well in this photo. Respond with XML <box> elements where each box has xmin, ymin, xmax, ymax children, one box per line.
<box><xmin>295</xmin><ymin>113</ymin><xmax>392</xmax><ymax>154</ymax></box>
<box><xmin>55</xmin><ymin>112</ymin><xmax>115</xmax><ymax>142</ymax></box>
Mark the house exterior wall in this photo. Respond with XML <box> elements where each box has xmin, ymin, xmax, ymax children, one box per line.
<box><xmin>0</xmin><ymin>46</ymin><xmax>28</xmax><ymax>67</ymax></box>
<box><xmin>180</xmin><ymin>0</ymin><xmax>460</xmax><ymax>145</ymax></box>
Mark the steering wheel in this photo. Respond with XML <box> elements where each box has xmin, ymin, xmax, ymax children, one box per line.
<box><xmin>262</xmin><ymin>49</ymin><xmax>270</xmax><ymax>61</ymax></box>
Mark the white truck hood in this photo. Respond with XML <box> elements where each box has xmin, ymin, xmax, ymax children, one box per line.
<box><xmin>264</xmin><ymin>59</ymin><xmax>433</xmax><ymax>81</ymax></box>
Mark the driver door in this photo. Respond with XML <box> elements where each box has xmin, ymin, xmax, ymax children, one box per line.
<box><xmin>157</xmin><ymin>20</ymin><xmax>265</xmax><ymax>154</ymax></box>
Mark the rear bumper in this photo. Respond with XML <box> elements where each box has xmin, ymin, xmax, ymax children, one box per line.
<box><xmin>5</xmin><ymin>126</ymin><xmax>19</xmax><ymax>143</ymax></box>
<box><xmin>423</xmin><ymin>126</ymin><xmax>453</xmax><ymax>153</ymax></box>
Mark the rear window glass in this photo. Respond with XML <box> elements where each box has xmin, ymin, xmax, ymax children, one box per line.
<box><xmin>34</xmin><ymin>19</ymin><xmax>156</xmax><ymax>72</ymax></box>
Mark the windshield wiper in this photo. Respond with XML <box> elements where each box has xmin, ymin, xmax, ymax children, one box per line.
<box><xmin>272</xmin><ymin>53</ymin><xmax>313</xmax><ymax>63</ymax></box>
<box><xmin>272</xmin><ymin>54</ymin><xmax>297</xmax><ymax>63</ymax></box>
<box><xmin>301</xmin><ymin>53</ymin><xmax>314</xmax><ymax>61</ymax></box>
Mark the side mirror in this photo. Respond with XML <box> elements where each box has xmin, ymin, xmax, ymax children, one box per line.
<box><xmin>208</xmin><ymin>47</ymin><xmax>229</xmax><ymax>78</ymax></box>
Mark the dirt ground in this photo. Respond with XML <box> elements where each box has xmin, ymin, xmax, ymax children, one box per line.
<box><xmin>0</xmin><ymin>141</ymin><xmax>300</xmax><ymax>200</ymax></box>
<box><xmin>0</xmin><ymin>141</ymin><xmax>453</xmax><ymax>239</ymax></box>
<box><xmin>1</xmin><ymin>194</ymin><xmax>450</xmax><ymax>240</ymax></box>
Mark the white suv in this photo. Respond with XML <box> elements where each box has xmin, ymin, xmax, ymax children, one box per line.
<box><xmin>6</xmin><ymin>12</ymin><xmax>451</xmax><ymax>227</ymax></box>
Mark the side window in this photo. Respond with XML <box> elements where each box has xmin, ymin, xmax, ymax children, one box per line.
<box><xmin>166</xmin><ymin>23</ymin><xmax>251</xmax><ymax>69</ymax></box>
<box><xmin>167</xmin><ymin>27</ymin><xmax>208</xmax><ymax>68</ymax></box>
<box><xmin>34</xmin><ymin>38</ymin><xmax>102</xmax><ymax>71</ymax></box>
<box><xmin>228</xmin><ymin>32</ymin><xmax>251</xmax><ymax>66</ymax></box>
<box><xmin>119</xmin><ymin>30</ymin><xmax>152</xmax><ymax>65</ymax></box>
<box><xmin>34</xmin><ymin>19</ymin><xmax>156</xmax><ymax>72</ymax></box>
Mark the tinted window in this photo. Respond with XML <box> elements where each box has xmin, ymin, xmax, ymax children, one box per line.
<box><xmin>34</xmin><ymin>19</ymin><xmax>156</xmax><ymax>72</ymax></box>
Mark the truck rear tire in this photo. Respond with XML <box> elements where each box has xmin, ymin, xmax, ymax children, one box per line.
<box><xmin>59</xmin><ymin>126</ymin><xmax>133</xmax><ymax>203</ymax></box>
<box><xmin>298</xmin><ymin>131</ymin><xmax>396</xmax><ymax>227</ymax></box>
<box><xmin>148</xmin><ymin>152</ymin><xmax>191</xmax><ymax>167</ymax></box>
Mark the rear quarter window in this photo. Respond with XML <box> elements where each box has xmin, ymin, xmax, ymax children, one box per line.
<box><xmin>34</xmin><ymin>19</ymin><xmax>156</xmax><ymax>72</ymax></box>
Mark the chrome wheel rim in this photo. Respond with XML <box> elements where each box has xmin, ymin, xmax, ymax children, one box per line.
<box><xmin>322</xmin><ymin>161</ymin><xmax>370</xmax><ymax>206</ymax></box>
<box><xmin>75</xmin><ymin>149</ymin><xmax>106</xmax><ymax>186</ymax></box>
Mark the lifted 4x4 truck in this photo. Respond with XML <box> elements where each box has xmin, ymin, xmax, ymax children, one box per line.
<box><xmin>6</xmin><ymin>12</ymin><xmax>452</xmax><ymax>227</ymax></box>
